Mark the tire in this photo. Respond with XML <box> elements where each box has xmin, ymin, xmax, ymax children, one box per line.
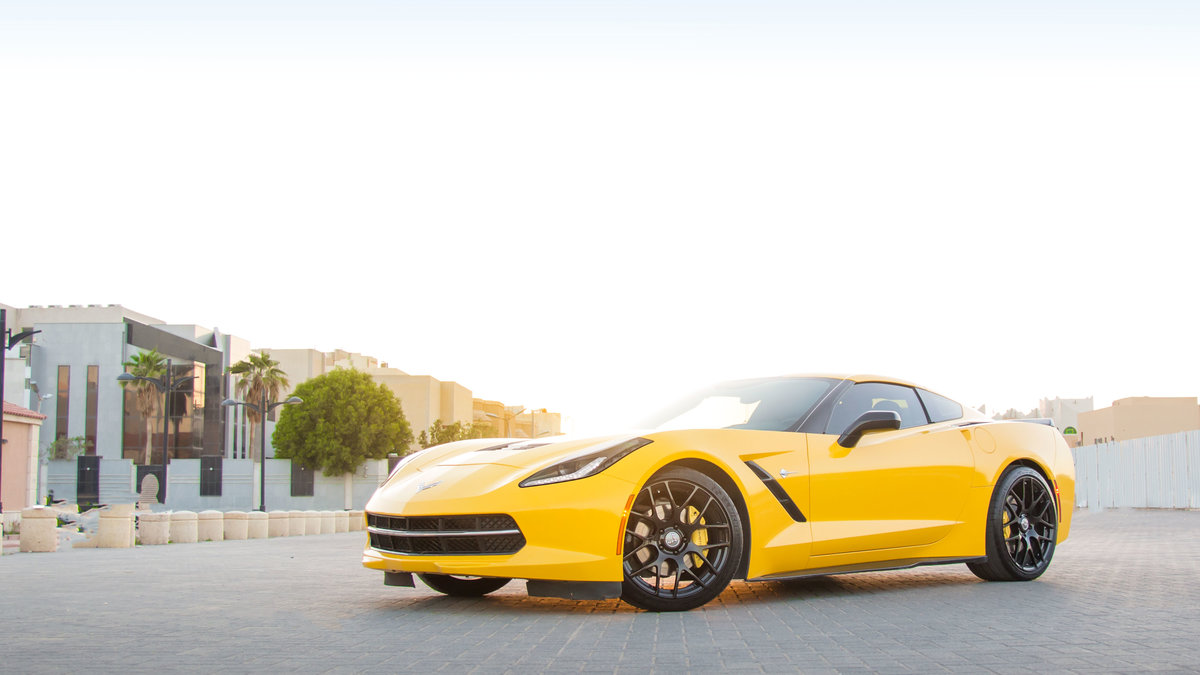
<box><xmin>968</xmin><ymin>465</ymin><xmax>1058</xmax><ymax>582</ymax></box>
<box><xmin>417</xmin><ymin>574</ymin><xmax>511</xmax><ymax>597</ymax></box>
<box><xmin>620</xmin><ymin>467</ymin><xmax>744</xmax><ymax>611</ymax></box>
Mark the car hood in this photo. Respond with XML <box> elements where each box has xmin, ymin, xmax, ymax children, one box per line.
<box><xmin>397</xmin><ymin>432</ymin><xmax>644</xmax><ymax>473</ymax></box>
<box><xmin>370</xmin><ymin>433</ymin><xmax>647</xmax><ymax>510</ymax></box>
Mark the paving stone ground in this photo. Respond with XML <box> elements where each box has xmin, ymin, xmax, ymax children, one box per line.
<box><xmin>2</xmin><ymin>509</ymin><xmax>1198</xmax><ymax>674</ymax></box>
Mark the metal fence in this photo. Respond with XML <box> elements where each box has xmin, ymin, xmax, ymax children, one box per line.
<box><xmin>1072</xmin><ymin>430</ymin><xmax>1200</xmax><ymax>509</ymax></box>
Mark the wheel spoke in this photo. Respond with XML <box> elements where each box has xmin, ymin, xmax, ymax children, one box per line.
<box><xmin>680</xmin><ymin>485</ymin><xmax>700</xmax><ymax>520</ymax></box>
<box><xmin>665</xmin><ymin>482</ymin><xmax>683</xmax><ymax>510</ymax></box>
<box><xmin>630</xmin><ymin>560</ymin><xmax>659</xmax><ymax>578</ymax></box>
<box><xmin>624</xmin><ymin>543</ymin><xmax>653</xmax><ymax>562</ymax></box>
<box><xmin>681</xmin><ymin>565</ymin><xmax>708</xmax><ymax>588</ymax></box>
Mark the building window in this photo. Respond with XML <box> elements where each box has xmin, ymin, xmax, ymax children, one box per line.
<box><xmin>56</xmin><ymin>365</ymin><xmax>70</xmax><ymax>441</ymax></box>
<box><xmin>291</xmin><ymin>462</ymin><xmax>315</xmax><ymax>497</ymax></box>
<box><xmin>85</xmin><ymin>365</ymin><xmax>99</xmax><ymax>455</ymax></box>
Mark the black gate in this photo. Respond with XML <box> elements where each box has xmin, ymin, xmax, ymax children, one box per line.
<box><xmin>77</xmin><ymin>455</ymin><xmax>100</xmax><ymax>506</ymax></box>
<box><xmin>200</xmin><ymin>456</ymin><xmax>223</xmax><ymax>497</ymax></box>
<box><xmin>136</xmin><ymin>465</ymin><xmax>166</xmax><ymax>504</ymax></box>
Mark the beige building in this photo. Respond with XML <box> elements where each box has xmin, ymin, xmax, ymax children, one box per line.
<box><xmin>514</xmin><ymin>408</ymin><xmax>562</xmax><ymax>439</ymax></box>
<box><xmin>2</xmin><ymin>401</ymin><xmax>46</xmax><ymax>513</ymax></box>
<box><xmin>472</xmin><ymin>399</ymin><xmax>521</xmax><ymax>436</ymax></box>
<box><xmin>367</xmin><ymin>368</ymin><xmax>472</xmax><ymax>434</ymax></box>
<box><xmin>1077</xmin><ymin>396</ymin><xmax>1200</xmax><ymax>446</ymax></box>
<box><xmin>267</xmin><ymin>348</ymin><xmax>473</xmax><ymax>438</ymax></box>
<box><xmin>472</xmin><ymin>400</ymin><xmax>563</xmax><ymax>438</ymax></box>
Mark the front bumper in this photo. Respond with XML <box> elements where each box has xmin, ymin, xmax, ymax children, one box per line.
<box><xmin>361</xmin><ymin>467</ymin><xmax>635</xmax><ymax>583</ymax></box>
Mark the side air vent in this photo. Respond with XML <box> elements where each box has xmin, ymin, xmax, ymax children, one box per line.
<box><xmin>745</xmin><ymin>461</ymin><xmax>807</xmax><ymax>522</ymax></box>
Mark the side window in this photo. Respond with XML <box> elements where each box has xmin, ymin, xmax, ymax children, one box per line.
<box><xmin>825</xmin><ymin>382</ymin><xmax>929</xmax><ymax>435</ymax></box>
<box><xmin>917</xmin><ymin>389</ymin><xmax>963</xmax><ymax>423</ymax></box>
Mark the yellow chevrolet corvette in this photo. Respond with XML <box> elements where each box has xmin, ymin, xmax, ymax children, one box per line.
<box><xmin>363</xmin><ymin>375</ymin><xmax>1074</xmax><ymax>611</ymax></box>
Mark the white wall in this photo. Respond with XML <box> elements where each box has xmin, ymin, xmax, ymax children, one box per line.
<box><xmin>1072</xmin><ymin>430</ymin><xmax>1200</xmax><ymax>510</ymax></box>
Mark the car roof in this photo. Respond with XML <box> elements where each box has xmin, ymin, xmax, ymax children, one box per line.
<box><xmin>776</xmin><ymin>373</ymin><xmax>922</xmax><ymax>388</ymax></box>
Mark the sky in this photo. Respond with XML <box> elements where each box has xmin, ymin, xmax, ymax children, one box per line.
<box><xmin>2</xmin><ymin>1</ymin><xmax>1198</xmax><ymax>433</ymax></box>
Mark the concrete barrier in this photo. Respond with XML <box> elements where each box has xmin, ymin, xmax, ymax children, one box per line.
<box><xmin>267</xmin><ymin>511</ymin><xmax>289</xmax><ymax>538</ymax></box>
<box><xmin>246</xmin><ymin>511</ymin><xmax>268</xmax><ymax>539</ymax></box>
<box><xmin>304</xmin><ymin>510</ymin><xmax>320</xmax><ymax>535</ymax></box>
<box><xmin>224</xmin><ymin>511</ymin><xmax>249</xmax><ymax>540</ymax></box>
<box><xmin>19</xmin><ymin>507</ymin><xmax>57</xmax><ymax>552</ymax></box>
<box><xmin>334</xmin><ymin>511</ymin><xmax>349</xmax><ymax>533</ymax></box>
<box><xmin>97</xmin><ymin>504</ymin><xmax>136</xmax><ymax>548</ymax></box>
<box><xmin>138</xmin><ymin>512</ymin><xmax>170</xmax><ymax>545</ymax></box>
<box><xmin>197</xmin><ymin>511</ymin><xmax>224</xmax><ymax>542</ymax></box>
<box><xmin>348</xmin><ymin>510</ymin><xmax>364</xmax><ymax>532</ymax></box>
<box><xmin>319</xmin><ymin>511</ymin><xmax>335</xmax><ymax>534</ymax></box>
<box><xmin>288</xmin><ymin>510</ymin><xmax>306</xmax><ymax>536</ymax></box>
<box><xmin>169</xmin><ymin>511</ymin><xmax>198</xmax><ymax>544</ymax></box>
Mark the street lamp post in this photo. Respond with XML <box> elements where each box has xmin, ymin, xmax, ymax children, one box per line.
<box><xmin>222</xmin><ymin>393</ymin><xmax>302</xmax><ymax>512</ymax></box>
<box><xmin>1</xmin><ymin>309</ymin><xmax>42</xmax><ymax>516</ymax></box>
<box><xmin>117</xmin><ymin>359</ymin><xmax>194</xmax><ymax>504</ymax></box>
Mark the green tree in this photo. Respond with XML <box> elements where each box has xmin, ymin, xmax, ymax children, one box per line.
<box><xmin>42</xmin><ymin>436</ymin><xmax>93</xmax><ymax>461</ymax></box>
<box><xmin>418</xmin><ymin>419</ymin><xmax>499</xmax><ymax>448</ymax></box>
<box><xmin>228</xmin><ymin>351</ymin><xmax>290</xmax><ymax>460</ymax></box>
<box><xmin>272</xmin><ymin>368</ymin><xmax>413</xmax><ymax>475</ymax></box>
<box><xmin>120</xmin><ymin>349</ymin><xmax>167</xmax><ymax>465</ymax></box>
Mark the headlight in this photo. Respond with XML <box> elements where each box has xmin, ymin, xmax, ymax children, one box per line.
<box><xmin>518</xmin><ymin>437</ymin><xmax>652</xmax><ymax>488</ymax></box>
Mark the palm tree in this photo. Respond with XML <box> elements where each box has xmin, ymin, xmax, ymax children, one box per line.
<box><xmin>228</xmin><ymin>351</ymin><xmax>290</xmax><ymax>460</ymax></box>
<box><xmin>120</xmin><ymin>349</ymin><xmax>167</xmax><ymax>465</ymax></box>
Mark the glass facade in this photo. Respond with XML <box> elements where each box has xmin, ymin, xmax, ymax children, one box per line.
<box><xmin>121</xmin><ymin>360</ymin><xmax>208</xmax><ymax>465</ymax></box>
<box><xmin>56</xmin><ymin>365</ymin><xmax>70</xmax><ymax>441</ymax></box>
<box><xmin>85</xmin><ymin>365</ymin><xmax>99</xmax><ymax>455</ymax></box>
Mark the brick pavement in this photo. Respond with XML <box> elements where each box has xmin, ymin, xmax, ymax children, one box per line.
<box><xmin>1</xmin><ymin>509</ymin><xmax>1198</xmax><ymax>673</ymax></box>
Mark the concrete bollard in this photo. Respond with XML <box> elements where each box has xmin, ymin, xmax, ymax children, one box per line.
<box><xmin>288</xmin><ymin>510</ymin><xmax>306</xmax><ymax>536</ymax></box>
<box><xmin>197</xmin><ymin>510</ymin><xmax>224</xmax><ymax>542</ymax></box>
<box><xmin>304</xmin><ymin>510</ymin><xmax>320</xmax><ymax>535</ymax></box>
<box><xmin>97</xmin><ymin>504</ymin><xmax>136</xmax><ymax>548</ymax></box>
<box><xmin>224</xmin><ymin>511</ymin><xmax>249</xmax><ymax>540</ymax></box>
<box><xmin>320</xmin><ymin>511</ymin><xmax>335</xmax><ymax>534</ymax></box>
<box><xmin>169</xmin><ymin>511</ymin><xmax>198</xmax><ymax>544</ymax></box>
<box><xmin>348</xmin><ymin>510</ymin><xmax>365</xmax><ymax>532</ymax></box>
<box><xmin>19</xmin><ymin>507</ymin><xmax>57</xmax><ymax>552</ymax></box>
<box><xmin>267</xmin><ymin>511</ymin><xmax>289</xmax><ymax>538</ymax></box>
<box><xmin>334</xmin><ymin>511</ymin><xmax>349</xmax><ymax>533</ymax></box>
<box><xmin>246</xmin><ymin>511</ymin><xmax>268</xmax><ymax>539</ymax></box>
<box><xmin>138</xmin><ymin>512</ymin><xmax>170</xmax><ymax>545</ymax></box>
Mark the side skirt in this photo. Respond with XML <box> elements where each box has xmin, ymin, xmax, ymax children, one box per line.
<box><xmin>747</xmin><ymin>556</ymin><xmax>987</xmax><ymax>582</ymax></box>
<box><xmin>527</xmin><ymin>580</ymin><xmax>623</xmax><ymax>601</ymax></box>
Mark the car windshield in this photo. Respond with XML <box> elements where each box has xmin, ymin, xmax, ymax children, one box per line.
<box><xmin>637</xmin><ymin>377</ymin><xmax>838</xmax><ymax>432</ymax></box>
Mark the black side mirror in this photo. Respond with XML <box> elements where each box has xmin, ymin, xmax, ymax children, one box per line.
<box><xmin>837</xmin><ymin>410</ymin><xmax>902</xmax><ymax>448</ymax></box>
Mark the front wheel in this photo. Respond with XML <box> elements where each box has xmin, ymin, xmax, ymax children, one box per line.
<box><xmin>621</xmin><ymin>467</ymin><xmax>744</xmax><ymax>611</ymax></box>
<box><xmin>417</xmin><ymin>574</ymin><xmax>511</xmax><ymax>597</ymax></box>
<box><xmin>968</xmin><ymin>465</ymin><xmax>1058</xmax><ymax>582</ymax></box>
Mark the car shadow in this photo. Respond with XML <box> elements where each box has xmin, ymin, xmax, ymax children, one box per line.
<box><xmin>367</xmin><ymin>567</ymin><xmax>984</xmax><ymax>615</ymax></box>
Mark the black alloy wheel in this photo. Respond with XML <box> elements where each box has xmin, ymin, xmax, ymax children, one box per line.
<box><xmin>417</xmin><ymin>573</ymin><xmax>511</xmax><ymax>597</ymax></box>
<box><xmin>621</xmin><ymin>467</ymin><xmax>744</xmax><ymax>611</ymax></box>
<box><xmin>968</xmin><ymin>465</ymin><xmax>1058</xmax><ymax>582</ymax></box>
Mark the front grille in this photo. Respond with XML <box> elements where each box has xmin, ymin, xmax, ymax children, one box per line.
<box><xmin>366</xmin><ymin>513</ymin><xmax>525</xmax><ymax>556</ymax></box>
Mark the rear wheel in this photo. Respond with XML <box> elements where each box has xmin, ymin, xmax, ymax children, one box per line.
<box><xmin>417</xmin><ymin>574</ymin><xmax>511</xmax><ymax>597</ymax></box>
<box><xmin>968</xmin><ymin>465</ymin><xmax>1058</xmax><ymax>582</ymax></box>
<box><xmin>620</xmin><ymin>467</ymin><xmax>744</xmax><ymax>611</ymax></box>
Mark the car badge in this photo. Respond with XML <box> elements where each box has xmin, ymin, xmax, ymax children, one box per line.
<box><xmin>779</xmin><ymin>469</ymin><xmax>794</xmax><ymax>478</ymax></box>
<box><xmin>417</xmin><ymin>480</ymin><xmax>441</xmax><ymax>492</ymax></box>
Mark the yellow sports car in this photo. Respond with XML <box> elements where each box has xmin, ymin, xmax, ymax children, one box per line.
<box><xmin>363</xmin><ymin>375</ymin><xmax>1074</xmax><ymax>611</ymax></box>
